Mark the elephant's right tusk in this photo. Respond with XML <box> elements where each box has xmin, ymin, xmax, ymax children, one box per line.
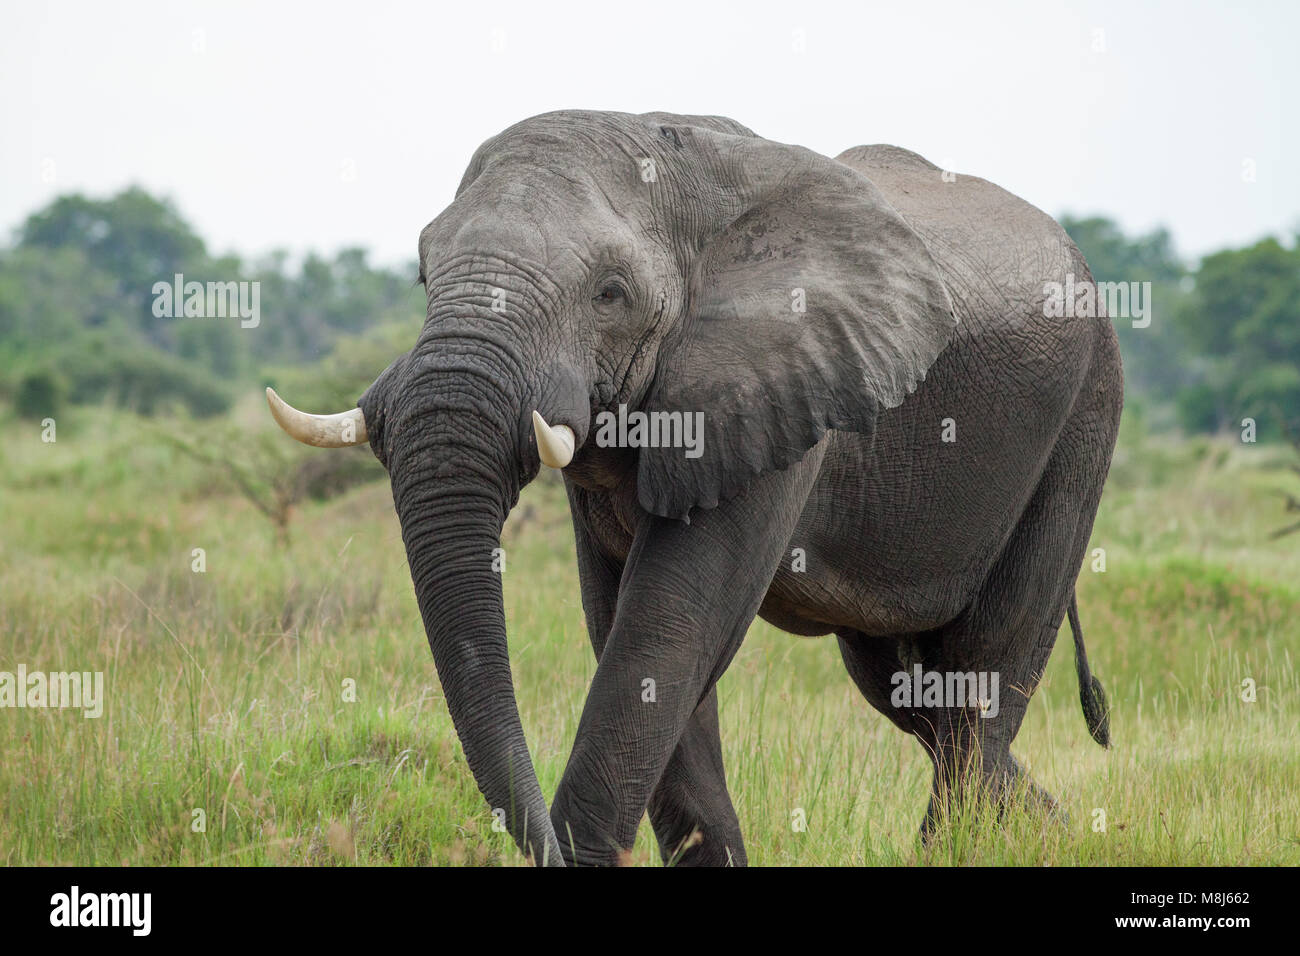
<box><xmin>266</xmin><ymin>387</ymin><xmax>369</xmax><ymax>447</ymax></box>
<box><xmin>532</xmin><ymin>411</ymin><xmax>575</xmax><ymax>469</ymax></box>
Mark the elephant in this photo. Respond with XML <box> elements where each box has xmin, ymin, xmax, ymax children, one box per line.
<box><xmin>266</xmin><ymin>109</ymin><xmax>1121</xmax><ymax>867</ymax></box>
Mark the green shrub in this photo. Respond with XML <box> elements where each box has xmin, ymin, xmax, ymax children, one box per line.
<box><xmin>55</xmin><ymin>339</ymin><xmax>231</xmax><ymax>417</ymax></box>
<box><xmin>14</xmin><ymin>367</ymin><xmax>66</xmax><ymax>420</ymax></box>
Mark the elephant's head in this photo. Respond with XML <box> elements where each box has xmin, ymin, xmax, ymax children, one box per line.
<box><xmin>267</xmin><ymin>110</ymin><xmax>956</xmax><ymax>864</ymax></box>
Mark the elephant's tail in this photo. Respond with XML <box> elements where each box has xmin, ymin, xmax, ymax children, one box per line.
<box><xmin>1068</xmin><ymin>591</ymin><xmax>1111</xmax><ymax>748</ymax></box>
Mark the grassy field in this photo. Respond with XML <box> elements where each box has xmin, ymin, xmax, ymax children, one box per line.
<box><xmin>1</xmin><ymin>399</ymin><xmax>1297</xmax><ymax>866</ymax></box>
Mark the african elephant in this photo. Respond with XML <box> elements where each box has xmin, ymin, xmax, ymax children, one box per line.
<box><xmin>267</xmin><ymin>110</ymin><xmax>1121</xmax><ymax>867</ymax></box>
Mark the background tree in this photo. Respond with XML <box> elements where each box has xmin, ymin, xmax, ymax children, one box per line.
<box><xmin>1175</xmin><ymin>238</ymin><xmax>1300</xmax><ymax>436</ymax></box>
<box><xmin>1061</xmin><ymin>215</ymin><xmax>1192</xmax><ymax>424</ymax></box>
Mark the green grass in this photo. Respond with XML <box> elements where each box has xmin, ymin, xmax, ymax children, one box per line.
<box><xmin>1</xmin><ymin>400</ymin><xmax>1297</xmax><ymax>865</ymax></box>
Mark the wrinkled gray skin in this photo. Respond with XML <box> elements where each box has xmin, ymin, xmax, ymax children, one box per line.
<box><xmin>354</xmin><ymin>110</ymin><xmax>1122</xmax><ymax>866</ymax></box>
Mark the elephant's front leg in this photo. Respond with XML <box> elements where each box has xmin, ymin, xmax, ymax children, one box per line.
<box><xmin>552</xmin><ymin>448</ymin><xmax>826</xmax><ymax>866</ymax></box>
<box><xmin>646</xmin><ymin>687</ymin><xmax>743</xmax><ymax>865</ymax></box>
<box><xmin>567</xmin><ymin>486</ymin><xmax>745</xmax><ymax>866</ymax></box>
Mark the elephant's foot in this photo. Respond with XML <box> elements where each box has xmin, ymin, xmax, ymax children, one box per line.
<box><xmin>658</xmin><ymin>821</ymin><xmax>747</xmax><ymax>867</ymax></box>
<box><xmin>1001</xmin><ymin>752</ymin><xmax>1068</xmax><ymax>826</ymax></box>
<box><xmin>919</xmin><ymin>750</ymin><xmax>1066</xmax><ymax>846</ymax></box>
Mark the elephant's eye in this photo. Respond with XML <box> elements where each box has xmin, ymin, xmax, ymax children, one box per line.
<box><xmin>593</xmin><ymin>283</ymin><xmax>625</xmax><ymax>305</ymax></box>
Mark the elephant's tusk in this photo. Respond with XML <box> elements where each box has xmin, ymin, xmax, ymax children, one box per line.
<box><xmin>532</xmin><ymin>410</ymin><xmax>575</xmax><ymax>469</ymax></box>
<box><xmin>266</xmin><ymin>387</ymin><xmax>368</xmax><ymax>447</ymax></box>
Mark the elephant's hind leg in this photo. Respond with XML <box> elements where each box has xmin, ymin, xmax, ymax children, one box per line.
<box><xmin>840</xmin><ymin>426</ymin><xmax>1107</xmax><ymax>842</ymax></box>
<box><xmin>916</xmin><ymin>426</ymin><xmax>1108</xmax><ymax>840</ymax></box>
<box><xmin>834</xmin><ymin>627</ymin><xmax>1040</xmax><ymax>838</ymax></box>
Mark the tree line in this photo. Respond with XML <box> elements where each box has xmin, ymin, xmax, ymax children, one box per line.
<box><xmin>1</xmin><ymin>187</ymin><xmax>1295</xmax><ymax>438</ymax></box>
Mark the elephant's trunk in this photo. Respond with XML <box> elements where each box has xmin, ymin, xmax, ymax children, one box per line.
<box><xmin>378</xmin><ymin>346</ymin><xmax>564</xmax><ymax>866</ymax></box>
<box><xmin>403</xmin><ymin>500</ymin><xmax>561</xmax><ymax>865</ymax></box>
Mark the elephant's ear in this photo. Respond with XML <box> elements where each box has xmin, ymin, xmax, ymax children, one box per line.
<box><xmin>636</xmin><ymin>135</ymin><xmax>959</xmax><ymax>520</ymax></box>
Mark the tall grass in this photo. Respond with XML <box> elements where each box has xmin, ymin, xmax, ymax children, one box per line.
<box><xmin>1</xmin><ymin>401</ymin><xmax>1296</xmax><ymax>864</ymax></box>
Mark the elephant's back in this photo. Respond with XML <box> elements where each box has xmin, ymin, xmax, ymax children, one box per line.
<box><xmin>836</xmin><ymin>144</ymin><xmax>1090</xmax><ymax>341</ymax></box>
<box><xmin>836</xmin><ymin>143</ymin><xmax>1116</xmax><ymax>419</ymax></box>
<box><xmin>784</xmin><ymin>146</ymin><xmax>1123</xmax><ymax>634</ymax></box>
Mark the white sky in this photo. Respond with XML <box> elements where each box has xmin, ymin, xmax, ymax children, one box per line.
<box><xmin>3</xmin><ymin>0</ymin><xmax>1295</xmax><ymax>269</ymax></box>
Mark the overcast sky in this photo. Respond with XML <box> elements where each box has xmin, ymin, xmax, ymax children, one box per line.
<box><xmin>3</xmin><ymin>0</ymin><xmax>1295</xmax><ymax>270</ymax></box>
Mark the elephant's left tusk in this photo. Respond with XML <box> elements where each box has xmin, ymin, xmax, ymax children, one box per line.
<box><xmin>266</xmin><ymin>387</ymin><xmax>369</xmax><ymax>447</ymax></box>
<box><xmin>532</xmin><ymin>411</ymin><xmax>575</xmax><ymax>468</ymax></box>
